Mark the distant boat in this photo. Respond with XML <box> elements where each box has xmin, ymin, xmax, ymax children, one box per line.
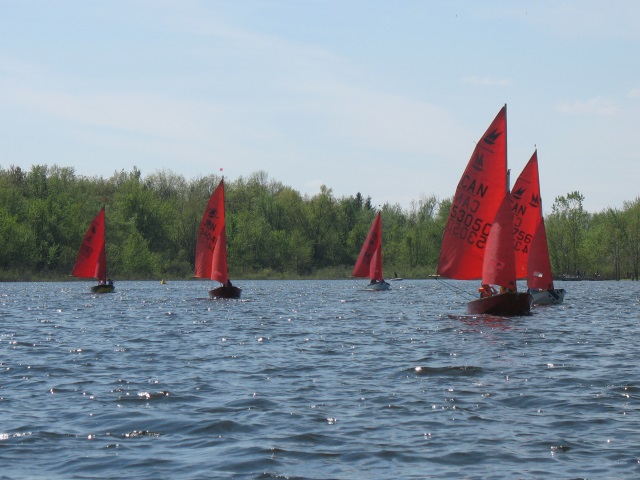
<box><xmin>194</xmin><ymin>178</ymin><xmax>241</xmax><ymax>299</ymax></box>
<box><xmin>353</xmin><ymin>212</ymin><xmax>390</xmax><ymax>291</ymax></box>
<box><xmin>511</xmin><ymin>150</ymin><xmax>565</xmax><ymax>305</ymax></box>
<box><xmin>72</xmin><ymin>206</ymin><xmax>114</xmax><ymax>293</ymax></box>
<box><xmin>437</xmin><ymin>105</ymin><xmax>531</xmax><ymax>316</ymax></box>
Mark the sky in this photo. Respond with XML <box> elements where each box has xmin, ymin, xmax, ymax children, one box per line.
<box><xmin>1</xmin><ymin>0</ymin><xmax>639</xmax><ymax>213</ymax></box>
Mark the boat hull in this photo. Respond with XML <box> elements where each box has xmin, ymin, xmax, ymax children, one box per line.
<box><xmin>91</xmin><ymin>284</ymin><xmax>114</xmax><ymax>294</ymax></box>
<box><xmin>365</xmin><ymin>281</ymin><xmax>390</xmax><ymax>291</ymax></box>
<box><xmin>530</xmin><ymin>288</ymin><xmax>565</xmax><ymax>306</ymax></box>
<box><xmin>209</xmin><ymin>285</ymin><xmax>242</xmax><ymax>299</ymax></box>
<box><xmin>467</xmin><ymin>291</ymin><xmax>532</xmax><ymax>316</ymax></box>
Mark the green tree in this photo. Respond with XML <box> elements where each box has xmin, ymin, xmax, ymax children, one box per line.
<box><xmin>547</xmin><ymin>191</ymin><xmax>590</xmax><ymax>276</ymax></box>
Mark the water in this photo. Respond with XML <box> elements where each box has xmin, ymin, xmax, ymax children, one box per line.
<box><xmin>1</xmin><ymin>279</ymin><xmax>639</xmax><ymax>479</ymax></box>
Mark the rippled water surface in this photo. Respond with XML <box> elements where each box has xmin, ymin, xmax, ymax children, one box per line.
<box><xmin>1</xmin><ymin>279</ymin><xmax>640</xmax><ymax>479</ymax></box>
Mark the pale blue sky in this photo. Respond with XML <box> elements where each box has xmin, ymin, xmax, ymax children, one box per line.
<box><xmin>1</xmin><ymin>1</ymin><xmax>638</xmax><ymax>213</ymax></box>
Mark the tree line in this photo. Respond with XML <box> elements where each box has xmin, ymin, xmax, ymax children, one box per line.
<box><xmin>0</xmin><ymin>164</ymin><xmax>638</xmax><ymax>281</ymax></box>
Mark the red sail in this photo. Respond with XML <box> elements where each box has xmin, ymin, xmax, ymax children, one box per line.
<box><xmin>511</xmin><ymin>151</ymin><xmax>541</xmax><ymax>279</ymax></box>
<box><xmin>194</xmin><ymin>179</ymin><xmax>229</xmax><ymax>284</ymax></box>
<box><xmin>72</xmin><ymin>207</ymin><xmax>107</xmax><ymax>281</ymax></box>
<box><xmin>437</xmin><ymin>106</ymin><xmax>508</xmax><ymax>279</ymax></box>
<box><xmin>370</xmin><ymin>244</ymin><xmax>383</xmax><ymax>281</ymax></box>
<box><xmin>482</xmin><ymin>193</ymin><xmax>517</xmax><ymax>290</ymax></box>
<box><xmin>528</xmin><ymin>217</ymin><xmax>555</xmax><ymax>291</ymax></box>
<box><xmin>353</xmin><ymin>212</ymin><xmax>383</xmax><ymax>280</ymax></box>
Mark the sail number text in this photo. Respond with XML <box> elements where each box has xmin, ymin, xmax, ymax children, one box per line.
<box><xmin>446</xmin><ymin>201</ymin><xmax>491</xmax><ymax>249</ymax></box>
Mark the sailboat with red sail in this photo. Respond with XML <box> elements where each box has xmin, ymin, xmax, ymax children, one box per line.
<box><xmin>511</xmin><ymin>150</ymin><xmax>565</xmax><ymax>305</ymax></box>
<box><xmin>437</xmin><ymin>105</ymin><xmax>531</xmax><ymax>315</ymax></box>
<box><xmin>353</xmin><ymin>212</ymin><xmax>390</xmax><ymax>290</ymax></box>
<box><xmin>194</xmin><ymin>178</ymin><xmax>241</xmax><ymax>299</ymax></box>
<box><xmin>72</xmin><ymin>206</ymin><xmax>114</xmax><ymax>293</ymax></box>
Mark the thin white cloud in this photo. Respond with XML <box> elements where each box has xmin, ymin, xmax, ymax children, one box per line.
<box><xmin>555</xmin><ymin>97</ymin><xmax>618</xmax><ymax>115</ymax></box>
<box><xmin>629</xmin><ymin>88</ymin><xmax>640</xmax><ymax>98</ymax></box>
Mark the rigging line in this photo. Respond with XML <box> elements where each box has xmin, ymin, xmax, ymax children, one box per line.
<box><xmin>436</xmin><ymin>277</ymin><xmax>478</xmax><ymax>300</ymax></box>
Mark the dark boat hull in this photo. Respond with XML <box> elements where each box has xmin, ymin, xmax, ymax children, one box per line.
<box><xmin>467</xmin><ymin>291</ymin><xmax>532</xmax><ymax>316</ymax></box>
<box><xmin>209</xmin><ymin>285</ymin><xmax>242</xmax><ymax>299</ymax></box>
<box><xmin>530</xmin><ymin>288</ymin><xmax>565</xmax><ymax>306</ymax></box>
<box><xmin>91</xmin><ymin>284</ymin><xmax>114</xmax><ymax>294</ymax></box>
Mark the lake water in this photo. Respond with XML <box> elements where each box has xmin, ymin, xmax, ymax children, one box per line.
<box><xmin>1</xmin><ymin>279</ymin><xmax>639</xmax><ymax>479</ymax></box>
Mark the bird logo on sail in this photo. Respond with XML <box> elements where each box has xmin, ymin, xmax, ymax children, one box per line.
<box><xmin>483</xmin><ymin>129</ymin><xmax>502</xmax><ymax>145</ymax></box>
<box><xmin>529</xmin><ymin>193</ymin><xmax>540</xmax><ymax>208</ymax></box>
<box><xmin>472</xmin><ymin>153</ymin><xmax>484</xmax><ymax>171</ymax></box>
<box><xmin>512</xmin><ymin>186</ymin><xmax>526</xmax><ymax>200</ymax></box>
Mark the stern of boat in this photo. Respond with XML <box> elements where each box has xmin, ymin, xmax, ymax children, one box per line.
<box><xmin>531</xmin><ymin>288</ymin><xmax>565</xmax><ymax>306</ymax></box>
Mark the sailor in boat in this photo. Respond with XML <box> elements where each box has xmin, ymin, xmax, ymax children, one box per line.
<box><xmin>478</xmin><ymin>284</ymin><xmax>497</xmax><ymax>298</ymax></box>
<box><xmin>107</xmin><ymin>278</ymin><xmax>114</xmax><ymax>286</ymax></box>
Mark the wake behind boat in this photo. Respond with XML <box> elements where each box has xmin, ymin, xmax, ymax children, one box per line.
<box><xmin>353</xmin><ymin>212</ymin><xmax>390</xmax><ymax>291</ymax></box>
<box><xmin>194</xmin><ymin>178</ymin><xmax>241</xmax><ymax>299</ymax></box>
<box><xmin>437</xmin><ymin>105</ymin><xmax>531</xmax><ymax>316</ymax></box>
<box><xmin>72</xmin><ymin>206</ymin><xmax>114</xmax><ymax>293</ymax></box>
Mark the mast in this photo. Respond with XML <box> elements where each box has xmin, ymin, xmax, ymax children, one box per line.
<box><xmin>505</xmin><ymin>103</ymin><xmax>509</xmax><ymax>192</ymax></box>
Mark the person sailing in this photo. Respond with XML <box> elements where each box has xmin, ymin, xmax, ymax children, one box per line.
<box><xmin>478</xmin><ymin>284</ymin><xmax>497</xmax><ymax>298</ymax></box>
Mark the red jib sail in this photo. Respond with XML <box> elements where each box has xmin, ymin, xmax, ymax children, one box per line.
<box><xmin>482</xmin><ymin>193</ymin><xmax>517</xmax><ymax>290</ymax></box>
<box><xmin>353</xmin><ymin>212</ymin><xmax>383</xmax><ymax>280</ymax></box>
<box><xmin>437</xmin><ymin>106</ymin><xmax>508</xmax><ymax>279</ymax></box>
<box><xmin>72</xmin><ymin>207</ymin><xmax>107</xmax><ymax>282</ymax></box>
<box><xmin>194</xmin><ymin>179</ymin><xmax>229</xmax><ymax>285</ymax></box>
<box><xmin>528</xmin><ymin>217</ymin><xmax>555</xmax><ymax>291</ymax></box>
<box><xmin>511</xmin><ymin>150</ymin><xmax>541</xmax><ymax>279</ymax></box>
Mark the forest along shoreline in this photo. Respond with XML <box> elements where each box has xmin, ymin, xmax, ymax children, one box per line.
<box><xmin>0</xmin><ymin>165</ymin><xmax>638</xmax><ymax>282</ymax></box>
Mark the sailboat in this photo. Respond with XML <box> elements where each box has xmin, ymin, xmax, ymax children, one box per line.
<box><xmin>72</xmin><ymin>206</ymin><xmax>114</xmax><ymax>293</ymax></box>
<box><xmin>437</xmin><ymin>105</ymin><xmax>531</xmax><ymax>316</ymax></box>
<box><xmin>511</xmin><ymin>151</ymin><xmax>565</xmax><ymax>305</ymax></box>
<box><xmin>353</xmin><ymin>212</ymin><xmax>390</xmax><ymax>290</ymax></box>
<box><xmin>194</xmin><ymin>178</ymin><xmax>241</xmax><ymax>299</ymax></box>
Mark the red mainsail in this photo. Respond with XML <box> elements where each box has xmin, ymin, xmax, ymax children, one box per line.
<box><xmin>511</xmin><ymin>150</ymin><xmax>542</xmax><ymax>279</ymax></box>
<box><xmin>511</xmin><ymin>150</ymin><xmax>556</xmax><ymax>291</ymax></box>
<box><xmin>194</xmin><ymin>179</ymin><xmax>229</xmax><ymax>284</ymax></box>
<box><xmin>437</xmin><ymin>106</ymin><xmax>508</xmax><ymax>279</ymax></box>
<box><xmin>353</xmin><ymin>212</ymin><xmax>383</xmax><ymax>280</ymax></box>
<box><xmin>72</xmin><ymin>207</ymin><xmax>107</xmax><ymax>282</ymax></box>
<box><xmin>482</xmin><ymin>193</ymin><xmax>517</xmax><ymax>290</ymax></box>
